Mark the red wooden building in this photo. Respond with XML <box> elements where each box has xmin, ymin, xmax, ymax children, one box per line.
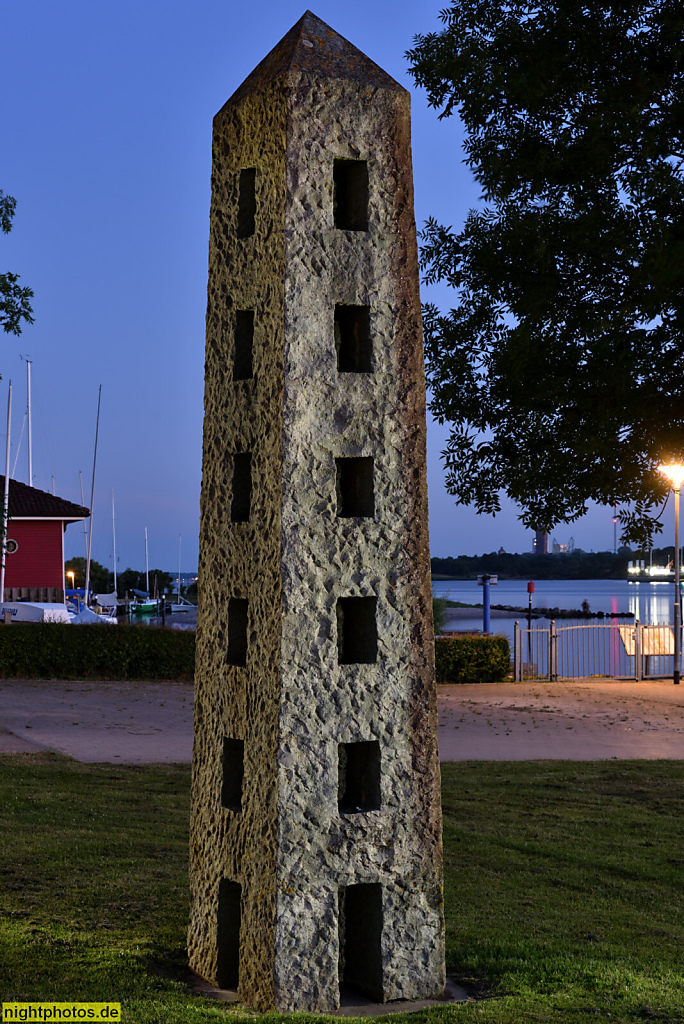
<box><xmin>0</xmin><ymin>476</ymin><xmax>89</xmax><ymax>601</ymax></box>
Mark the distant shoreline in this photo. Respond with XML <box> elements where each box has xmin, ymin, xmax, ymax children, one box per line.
<box><xmin>438</xmin><ymin>598</ymin><xmax>634</xmax><ymax>621</ymax></box>
<box><xmin>431</xmin><ymin>548</ymin><xmax>679</xmax><ymax>582</ymax></box>
<box><xmin>433</xmin><ymin>574</ymin><xmax>627</xmax><ymax>582</ymax></box>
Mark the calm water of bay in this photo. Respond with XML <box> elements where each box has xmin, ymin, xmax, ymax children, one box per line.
<box><xmin>432</xmin><ymin>578</ymin><xmax>679</xmax><ymax>641</ymax></box>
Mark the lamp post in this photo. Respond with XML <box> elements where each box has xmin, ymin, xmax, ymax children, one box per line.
<box><xmin>66</xmin><ymin>570</ymin><xmax>75</xmax><ymax>592</ymax></box>
<box><xmin>658</xmin><ymin>463</ymin><xmax>684</xmax><ymax>685</ymax></box>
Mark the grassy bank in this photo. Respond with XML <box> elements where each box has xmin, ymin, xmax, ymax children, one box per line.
<box><xmin>1</xmin><ymin>756</ymin><xmax>682</xmax><ymax>1022</ymax></box>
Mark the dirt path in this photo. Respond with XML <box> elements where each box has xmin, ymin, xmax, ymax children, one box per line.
<box><xmin>0</xmin><ymin>679</ymin><xmax>193</xmax><ymax>763</ymax></box>
<box><xmin>437</xmin><ymin>680</ymin><xmax>684</xmax><ymax>760</ymax></box>
<box><xmin>0</xmin><ymin>678</ymin><xmax>682</xmax><ymax>763</ymax></box>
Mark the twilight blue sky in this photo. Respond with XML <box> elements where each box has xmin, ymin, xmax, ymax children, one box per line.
<box><xmin>1</xmin><ymin>0</ymin><xmax>618</xmax><ymax>573</ymax></box>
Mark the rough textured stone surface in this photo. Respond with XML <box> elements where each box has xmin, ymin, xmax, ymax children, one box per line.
<box><xmin>189</xmin><ymin>11</ymin><xmax>445</xmax><ymax>1013</ymax></box>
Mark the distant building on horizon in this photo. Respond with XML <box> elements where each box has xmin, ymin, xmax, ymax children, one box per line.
<box><xmin>533</xmin><ymin>530</ymin><xmax>549</xmax><ymax>555</ymax></box>
<box><xmin>552</xmin><ymin>536</ymin><xmax>575</xmax><ymax>555</ymax></box>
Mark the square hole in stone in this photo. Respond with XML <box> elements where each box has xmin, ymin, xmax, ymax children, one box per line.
<box><xmin>231</xmin><ymin>453</ymin><xmax>252</xmax><ymax>523</ymax></box>
<box><xmin>217</xmin><ymin>878</ymin><xmax>242</xmax><ymax>989</ymax></box>
<box><xmin>227</xmin><ymin>597</ymin><xmax>248</xmax><ymax>667</ymax></box>
<box><xmin>336</xmin><ymin>457</ymin><xmax>374</xmax><ymax>517</ymax></box>
<box><xmin>338</xmin><ymin>883</ymin><xmax>383</xmax><ymax>1001</ymax></box>
<box><xmin>222</xmin><ymin>738</ymin><xmax>244</xmax><ymax>813</ymax></box>
<box><xmin>338</xmin><ymin>741</ymin><xmax>380</xmax><ymax>813</ymax></box>
<box><xmin>233</xmin><ymin>310</ymin><xmax>254</xmax><ymax>381</ymax></box>
<box><xmin>335</xmin><ymin>305</ymin><xmax>372</xmax><ymax>373</ymax></box>
<box><xmin>333</xmin><ymin>160</ymin><xmax>368</xmax><ymax>231</ymax></box>
<box><xmin>237</xmin><ymin>168</ymin><xmax>256</xmax><ymax>238</ymax></box>
<box><xmin>337</xmin><ymin>597</ymin><xmax>377</xmax><ymax>664</ymax></box>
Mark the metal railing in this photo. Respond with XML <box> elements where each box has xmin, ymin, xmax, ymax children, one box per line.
<box><xmin>513</xmin><ymin>619</ymin><xmax>679</xmax><ymax>681</ymax></box>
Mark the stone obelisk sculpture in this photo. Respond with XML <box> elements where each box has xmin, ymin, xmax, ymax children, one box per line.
<box><xmin>188</xmin><ymin>11</ymin><xmax>445</xmax><ymax>1013</ymax></box>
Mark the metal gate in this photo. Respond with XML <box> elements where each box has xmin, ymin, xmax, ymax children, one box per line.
<box><xmin>513</xmin><ymin>620</ymin><xmax>678</xmax><ymax>681</ymax></box>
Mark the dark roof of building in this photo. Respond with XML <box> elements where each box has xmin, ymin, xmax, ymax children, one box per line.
<box><xmin>223</xmin><ymin>11</ymin><xmax>404</xmax><ymax>110</ymax></box>
<box><xmin>0</xmin><ymin>476</ymin><xmax>90</xmax><ymax>520</ymax></box>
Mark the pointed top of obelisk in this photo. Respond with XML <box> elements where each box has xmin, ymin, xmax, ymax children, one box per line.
<box><xmin>222</xmin><ymin>11</ymin><xmax>405</xmax><ymax>110</ymax></box>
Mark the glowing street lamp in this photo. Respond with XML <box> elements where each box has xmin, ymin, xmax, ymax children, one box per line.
<box><xmin>658</xmin><ymin>462</ymin><xmax>684</xmax><ymax>685</ymax></box>
<box><xmin>66</xmin><ymin>570</ymin><xmax>75</xmax><ymax>592</ymax></box>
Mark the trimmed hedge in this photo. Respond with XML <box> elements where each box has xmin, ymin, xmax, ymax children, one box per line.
<box><xmin>0</xmin><ymin>623</ymin><xmax>195</xmax><ymax>680</ymax></box>
<box><xmin>434</xmin><ymin>633</ymin><xmax>510</xmax><ymax>684</ymax></box>
<box><xmin>0</xmin><ymin>623</ymin><xmax>510</xmax><ymax>685</ymax></box>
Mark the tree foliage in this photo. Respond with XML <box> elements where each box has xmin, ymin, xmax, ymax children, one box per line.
<box><xmin>66</xmin><ymin>561</ymin><xmax>175</xmax><ymax>598</ymax></box>
<box><xmin>0</xmin><ymin>191</ymin><xmax>34</xmax><ymax>336</ymax></box>
<box><xmin>65</xmin><ymin>557</ymin><xmax>113</xmax><ymax>593</ymax></box>
<box><xmin>407</xmin><ymin>1</ymin><xmax>684</xmax><ymax>546</ymax></box>
<box><xmin>116</xmin><ymin>566</ymin><xmax>174</xmax><ymax>598</ymax></box>
<box><xmin>148</xmin><ymin>568</ymin><xmax>174</xmax><ymax>596</ymax></box>
<box><xmin>431</xmin><ymin>548</ymin><xmax>645</xmax><ymax>580</ymax></box>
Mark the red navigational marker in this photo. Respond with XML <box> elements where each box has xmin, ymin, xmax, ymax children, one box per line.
<box><xmin>527</xmin><ymin>581</ymin><xmax>535</xmax><ymax>594</ymax></box>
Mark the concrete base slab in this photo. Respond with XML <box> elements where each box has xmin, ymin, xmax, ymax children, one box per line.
<box><xmin>190</xmin><ymin>973</ymin><xmax>468</xmax><ymax>1014</ymax></box>
<box><xmin>190</xmin><ymin>973</ymin><xmax>240</xmax><ymax>1003</ymax></box>
<box><xmin>333</xmin><ymin>978</ymin><xmax>469</xmax><ymax>1016</ymax></box>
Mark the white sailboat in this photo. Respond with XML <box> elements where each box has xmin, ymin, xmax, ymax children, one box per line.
<box><xmin>75</xmin><ymin>385</ymin><xmax>116</xmax><ymax>624</ymax></box>
<box><xmin>92</xmin><ymin>489</ymin><xmax>118</xmax><ymax>617</ymax></box>
<box><xmin>171</xmin><ymin>535</ymin><xmax>194</xmax><ymax>612</ymax></box>
<box><xmin>130</xmin><ymin>527</ymin><xmax>157</xmax><ymax>614</ymax></box>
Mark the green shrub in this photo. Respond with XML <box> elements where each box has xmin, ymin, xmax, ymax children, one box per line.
<box><xmin>432</xmin><ymin>595</ymin><xmax>448</xmax><ymax>634</ymax></box>
<box><xmin>0</xmin><ymin>623</ymin><xmax>195</xmax><ymax>680</ymax></box>
<box><xmin>434</xmin><ymin>633</ymin><xmax>510</xmax><ymax>683</ymax></box>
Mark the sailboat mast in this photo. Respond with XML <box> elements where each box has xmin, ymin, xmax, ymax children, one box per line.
<box><xmin>145</xmin><ymin>526</ymin><xmax>149</xmax><ymax>594</ymax></box>
<box><xmin>177</xmin><ymin>535</ymin><xmax>181</xmax><ymax>600</ymax></box>
<box><xmin>26</xmin><ymin>359</ymin><xmax>32</xmax><ymax>488</ymax></box>
<box><xmin>79</xmin><ymin>471</ymin><xmax>88</xmax><ymax>558</ymax></box>
<box><xmin>112</xmin><ymin>489</ymin><xmax>117</xmax><ymax>597</ymax></box>
<box><xmin>84</xmin><ymin>385</ymin><xmax>102</xmax><ymax>606</ymax></box>
<box><xmin>0</xmin><ymin>382</ymin><xmax>12</xmax><ymax>602</ymax></box>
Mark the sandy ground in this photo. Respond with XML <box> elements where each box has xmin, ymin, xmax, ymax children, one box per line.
<box><xmin>0</xmin><ymin>680</ymin><xmax>194</xmax><ymax>763</ymax></box>
<box><xmin>437</xmin><ymin>680</ymin><xmax>684</xmax><ymax>760</ymax></box>
<box><xmin>0</xmin><ymin>678</ymin><xmax>682</xmax><ymax>763</ymax></box>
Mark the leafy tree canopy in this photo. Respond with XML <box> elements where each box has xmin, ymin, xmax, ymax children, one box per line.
<box><xmin>65</xmin><ymin>557</ymin><xmax>112</xmax><ymax>594</ymax></box>
<box><xmin>432</xmin><ymin>548</ymin><xmax>640</xmax><ymax>581</ymax></box>
<box><xmin>116</xmin><ymin>567</ymin><xmax>174</xmax><ymax>598</ymax></box>
<box><xmin>148</xmin><ymin>568</ymin><xmax>174</xmax><ymax>596</ymax></box>
<box><xmin>1</xmin><ymin>191</ymin><xmax>34</xmax><ymax>336</ymax></box>
<box><xmin>407</xmin><ymin>0</ymin><xmax>684</xmax><ymax>546</ymax></box>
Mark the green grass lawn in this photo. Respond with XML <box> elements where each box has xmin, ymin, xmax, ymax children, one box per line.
<box><xmin>0</xmin><ymin>755</ymin><xmax>682</xmax><ymax>1023</ymax></box>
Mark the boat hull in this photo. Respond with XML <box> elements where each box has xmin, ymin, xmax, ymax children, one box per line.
<box><xmin>0</xmin><ymin>602</ymin><xmax>71</xmax><ymax>623</ymax></box>
<box><xmin>131</xmin><ymin>601</ymin><xmax>157</xmax><ymax>615</ymax></box>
